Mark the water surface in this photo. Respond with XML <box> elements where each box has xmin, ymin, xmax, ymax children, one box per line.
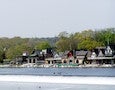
<box><xmin>0</xmin><ymin>82</ymin><xmax>115</xmax><ymax>90</ymax></box>
<box><xmin>0</xmin><ymin>67</ymin><xmax>115</xmax><ymax>76</ymax></box>
<box><xmin>0</xmin><ymin>67</ymin><xmax>115</xmax><ymax>90</ymax></box>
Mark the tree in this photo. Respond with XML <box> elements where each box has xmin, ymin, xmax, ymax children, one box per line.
<box><xmin>69</xmin><ymin>34</ymin><xmax>78</xmax><ymax>50</ymax></box>
<box><xmin>78</xmin><ymin>38</ymin><xmax>103</xmax><ymax>50</ymax></box>
<box><xmin>0</xmin><ymin>49</ymin><xmax>4</xmax><ymax>63</ymax></box>
<box><xmin>58</xmin><ymin>31</ymin><xmax>69</xmax><ymax>38</ymax></box>
<box><xmin>56</xmin><ymin>37</ymin><xmax>70</xmax><ymax>52</ymax></box>
<box><xmin>56</xmin><ymin>32</ymin><xmax>78</xmax><ymax>52</ymax></box>
<box><xmin>94</xmin><ymin>28</ymin><xmax>115</xmax><ymax>45</ymax></box>
<box><xmin>6</xmin><ymin>43</ymin><xmax>32</xmax><ymax>59</ymax></box>
<box><xmin>35</xmin><ymin>41</ymin><xmax>51</xmax><ymax>50</ymax></box>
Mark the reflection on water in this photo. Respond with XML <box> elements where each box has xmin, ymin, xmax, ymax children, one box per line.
<box><xmin>0</xmin><ymin>82</ymin><xmax>115</xmax><ymax>90</ymax></box>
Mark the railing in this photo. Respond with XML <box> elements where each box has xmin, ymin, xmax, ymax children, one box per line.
<box><xmin>57</xmin><ymin>63</ymin><xmax>78</xmax><ymax>67</ymax></box>
<box><xmin>88</xmin><ymin>57</ymin><xmax>115</xmax><ymax>60</ymax></box>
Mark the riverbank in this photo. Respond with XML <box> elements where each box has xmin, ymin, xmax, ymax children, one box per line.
<box><xmin>0</xmin><ymin>63</ymin><xmax>115</xmax><ymax>68</ymax></box>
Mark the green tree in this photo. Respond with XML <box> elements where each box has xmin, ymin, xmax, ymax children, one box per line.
<box><xmin>6</xmin><ymin>43</ymin><xmax>32</xmax><ymax>59</ymax></box>
<box><xmin>0</xmin><ymin>49</ymin><xmax>4</xmax><ymax>63</ymax></box>
<box><xmin>69</xmin><ymin>34</ymin><xmax>78</xmax><ymax>50</ymax></box>
<box><xmin>56</xmin><ymin>37</ymin><xmax>70</xmax><ymax>52</ymax></box>
<box><xmin>56</xmin><ymin>31</ymin><xmax>70</xmax><ymax>52</ymax></box>
<box><xmin>78</xmin><ymin>38</ymin><xmax>103</xmax><ymax>50</ymax></box>
<box><xmin>35</xmin><ymin>41</ymin><xmax>51</xmax><ymax>50</ymax></box>
<box><xmin>94</xmin><ymin>28</ymin><xmax>115</xmax><ymax>45</ymax></box>
<box><xmin>73</xmin><ymin>30</ymin><xmax>104</xmax><ymax>50</ymax></box>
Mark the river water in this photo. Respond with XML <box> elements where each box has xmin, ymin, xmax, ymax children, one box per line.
<box><xmin>0</xmin><ymin>67</ymin><xmax>115</xmax><ymax>76</ymax></box>
<box><xmin>0</xmin><ymin>67</ymin><xmax>115</xmax><ymax>90</ymax></box>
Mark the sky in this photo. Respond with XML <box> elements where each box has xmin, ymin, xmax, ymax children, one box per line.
<box><xmin>0</xmin><ymin>0</ymin><xmax>115</xmax><ymax>38</ymax></box>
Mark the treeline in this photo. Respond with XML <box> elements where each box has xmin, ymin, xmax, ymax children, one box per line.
<box><xmin>0</xmin><ymin>37</ymin><xmax>58</xmax><ymax>62</ymax></box>
<box><xmin>0</xmin><ymin>28</ymin><xmax>115</xmax><ymax>62</ymax></box>
<box><xmin>56</xmin><ymin>28</ymin><xmax>115</xmax><ymax>51</ymax></box>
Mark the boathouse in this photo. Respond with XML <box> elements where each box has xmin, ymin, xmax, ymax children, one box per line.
<box><xmin>45</xmin><ymin>53</ymin><xmax>62</xmax><ymax>64</ymax></box>
<box><xmin>75</xmin><ymin>51</ymin><xmax>88</xmax><ymax>64</ymax></box>
<box><xmin>87</xmin><ymin>46</ymin><xmax>115</xmax><ymax>65</ymax></box>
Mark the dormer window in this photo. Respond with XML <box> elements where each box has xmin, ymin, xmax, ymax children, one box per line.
<box><xmin>91</xmin><ymin>52</ymin><xmax>96</xmax><ymax>58</ymax></box>
<box><xmin>105</xmin><ymin>46</ymin><xmax>113</xmax><ymax>56</ymax></box>
<box><xmin>54</xmin><ymin>54</ymin><xmax>59</xmax><ymax>58</ymax></box>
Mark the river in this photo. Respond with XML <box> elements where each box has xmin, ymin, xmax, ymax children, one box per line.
<box><xmin>0</xmin><ymin>67</ymin><xmax>115</xmax><ymax>90</ymax></box>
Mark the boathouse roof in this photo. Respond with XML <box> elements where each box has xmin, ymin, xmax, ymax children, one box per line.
<box><xmin>76</xmin><ymin>51</ymin><xmax>88</xmax><ymax>56</ymax></box>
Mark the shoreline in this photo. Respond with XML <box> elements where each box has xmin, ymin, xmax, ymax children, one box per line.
<box><xmin>0</xmin><ymin>64</ymin><xmax>115</xmax><ymax>68</ymax></box>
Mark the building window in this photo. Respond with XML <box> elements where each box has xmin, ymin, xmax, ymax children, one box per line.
<box><xmin>33</xmin><ymin>59</ymin><xmax>35</xmax><ymax>63</ymax></box>
<box><xmin>48</xmin><ymin>61</ymin><xmax>50</xmax><ymax>64</ymax></box>
<box><xmin>63</xmin><ymin>60</ymin><xmax>67</xmax><ymax>63</ymax></box>
<box><xmin>29</xmin><ymin>59</ymin><xmax>31</xmax><ymax>63</ymax></box>
<box><xmin>76</xmin><ymin>59</ymin><xmax>79</xmax><ymax>64</ymax></box>
<box><xmin>69</xmin><ymin>60</ymin><xmax>73</xmax><ymax>64</ymax></box>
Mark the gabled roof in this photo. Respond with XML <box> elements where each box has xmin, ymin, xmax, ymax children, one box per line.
<box><xmin>76</xmin><ymin>51</ymin><xmax>88</xmax><ymax>56</ymax></box>
<box><xmin>30</xmin><ymin>53</ymin><xmax>38</xmax><ymax>57</ymax></box>
<box><xmin>87</xmin><ymin>51</ymin><xmax>92</xmax><ymax>57</ymax></box>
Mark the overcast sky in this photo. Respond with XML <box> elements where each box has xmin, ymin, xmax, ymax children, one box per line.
<box><xmin>0</xmin><ymin>0</ymin><xmax>115</xmax><ymax>38</ymax></box>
